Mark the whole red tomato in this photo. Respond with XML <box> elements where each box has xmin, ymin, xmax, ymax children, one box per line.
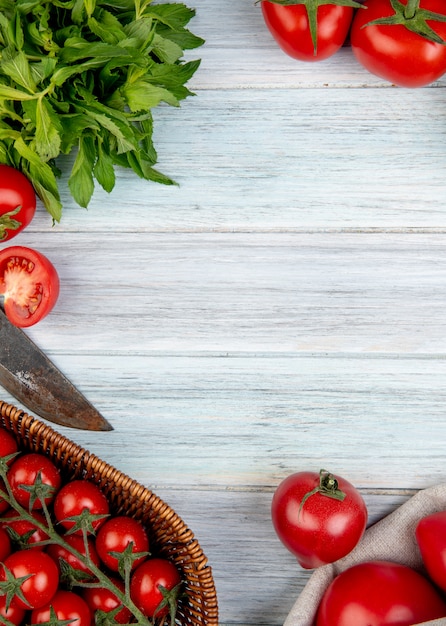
<box><xmin>0</xmin><ymin>509</ymin><xmax>49</xmax><ymax>550</ymax></box>
<box><xmin>96</xmin><ymin>515</ymin><xmax>149</xmax><ymax>572</ymax></box>
<box><xmin>271</xmin><ymin>469</ymin><xmax>367</xmax><ymax>568</ymax></box>
<box><xmin>0</xmin><ymin>165</ymin><xmax>36</xmax><ymax>242</ymax></box>
<box><xmin>7</xmin><ymin>452</ymin><xmax>61</xmax><ymax>510</ymax></box>
<box><xmin>0</xmin><ymin>428</ymin><xmax>19</xmax><ymax>514</ymax></box>
<box><xmin>261</xmin><ymin>1</ymin><xmax>359</xmax><ymax>61</ymax></box>
<box><xmin>47</xmin><ymin>533</ymin><xmax>101</xmax><ymax>581</ymax></box>
<box><xmin>416</xmin><ymin>510</ymin><xmax>446</xmax><ymax>592</ymax></box>
<box><xmin>316</xmin><ymin>560</ymin><xmax>446</xmax><ymax>625</ymax></box>
<box><xmin>31</xmin><ymin>590</ymin><xmax>91</xmax><ymax>626</ymax></box>
<box><xmin>130</xmin><ymin>558</ymin><xmax>182</xmax><ymax>620</ymax></box>
<box><xmin>82</xmin><ymin>577</ymin><xmax>133</xmax><ymax>624</ymax></box>
<box><xmin>0</xmin><ymin>246</ymin><xmax>60</xmax><ymax>327</ymax></box>
<box><xmin>350</xmin><ymin>0</ymin><xmax>446</xmax><ymax>87</ymax></box>
<box><xmin>0</xmin><ymin>550</ymin><xmax>59</xmax><ymax>610</ymax></box>
<box><xmin>53</xmin><ymin>480</ymin><xmax>109</xmax><ymax>534</ymax></box>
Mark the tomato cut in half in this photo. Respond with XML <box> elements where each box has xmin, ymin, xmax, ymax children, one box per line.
<box><xmin>0</xmin><ymin>246</ymin><xmax>59</xmax><ymax>327</ymax></box>
<box><xmin>0</xmin><ymin>165</ymin><xmax>36</xmax><ymax>242</ymax></box>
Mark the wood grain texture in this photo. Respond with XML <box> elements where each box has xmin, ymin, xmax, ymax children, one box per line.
<box><xmin>1</xmin><ymin>0</ymin><xmax>446</xmax><ymax>623</ymax></box>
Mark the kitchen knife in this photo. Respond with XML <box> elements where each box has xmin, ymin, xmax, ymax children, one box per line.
<box><xmin>0</xmin><ymin>307</ymin><xmax>113</xmax><ymax>431</ymax></box>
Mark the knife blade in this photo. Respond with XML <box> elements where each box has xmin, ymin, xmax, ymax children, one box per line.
<box><xmin>0</xmin><ymin>308</ymin><xmax>112</xmax><ymax>431</ymax></box>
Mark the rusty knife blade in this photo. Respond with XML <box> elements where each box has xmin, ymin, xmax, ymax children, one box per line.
<box><xmin>0</xmin><ymin>308</ymin><xmax>112</xmax><ymax>431</ymax></box>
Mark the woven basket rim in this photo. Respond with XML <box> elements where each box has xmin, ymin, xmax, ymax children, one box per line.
<box><xmin>0</xmin><ymin>399</ymin><xmax>219</xmax><ymax>625</ymax></box>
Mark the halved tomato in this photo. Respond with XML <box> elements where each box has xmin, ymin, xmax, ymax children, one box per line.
<box><xmin>0</xmin><ymin>246</ymin><xmax>59</xmax><ymax>327</ymax></box>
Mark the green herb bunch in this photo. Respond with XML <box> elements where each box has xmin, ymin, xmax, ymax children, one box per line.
<box><xmin>0</xmin><ymin>0</ymin><xmax>204</xmax><ymax>221</ymax></box>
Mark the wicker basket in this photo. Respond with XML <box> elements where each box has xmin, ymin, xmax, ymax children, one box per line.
<box><xmin>0</xmin><ymin>400</ymin><xmax>219</xmax><ymax>626</ymax></box>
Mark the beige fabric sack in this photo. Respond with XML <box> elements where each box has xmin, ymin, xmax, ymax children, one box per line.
<box><xmin>284</xmin><ymin>483</ymin><xmax>446</xmax><ymax>626</ymax></box>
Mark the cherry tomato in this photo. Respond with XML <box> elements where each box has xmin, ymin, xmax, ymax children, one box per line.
<box><xmin>0</xmin><ymin>165</ymin><xmax>36</xmax><ymax>242</ymax></box>
<box><xmin>7</xmin><ymin>452</ymin><xmax>61</xmax><ymax>510</ymax></box>
<box><xmin>350</xmin><ymin>0</ymin><xmax>446</xmax><ymax>87</ymax></box>
<box><xmin>0</xmin><ymin>526</ymin><xmax>11</xmax><ymax>561</ymax></box>
<box><xmin>0</xmin><ymin>246</ymin><xmax>60</xmax><ymax>328</ymax></box>
<box><xmin>53</xmin><ymin>480</ymin><xmax>109</xmax><ymax>534</ymax></box>
<box><xmin>0</xmin><ymin>428</ymin><xmax>19</xmax><ymax>459</ymax></box>
<box><xmin>0</xmin><ymin>550</ymin><xmax>59</xmax><ymax>610</ymax></box>
<box><xmin>0</xmin><ymin>509</ymin><xmax>49</xmax><ymax>550</ymax></box>
<box><xmin>96</xmin><ymin>515</ymin><xmax>149</xmax><ymax>572</ymax></box>
<box><xmin>315</xmin><ymin>560</ymin><xmax>446</xmax><ymax>625</ymax></box>
<box><xmin>0</xmin><ymin>594</ymin><xmax>26</xmax><ymax>626</ymax></box>
<box><xmin>31</xmin><ymin>590</ymin><xmax>91</xmax><ymax>626</ymax></box>
<box><xmin>261</xmin><ymin>1</ymin><xmax>355</xmax><ymax>61</ymax></box>
<box><xmin>82</xmin><ymin>577</ymin><xmax>133</xmax><ymax>624</ymax></box>
<box><xmin>47</xmin><ymin>534</ymin><xmax>101</xmax><ymax>581</ymax></box>
<box><xmin>271</xmin><ymin>469</ymin><xmax>367</xmax><ymax>568</ymax></box>
<box><xmin>416</xmin><ymin>510</ymin><xmax>446</xmax><ymax>592</ymax></box>
<box><xmin>130</xmin><ymin>558</ymin><xmax>182</xmax><ymax>619</ymax></box>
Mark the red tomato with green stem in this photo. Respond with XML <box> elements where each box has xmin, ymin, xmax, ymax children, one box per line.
<box><xmin>261</xmin><ymin>0</ymin><xmax>363</xmax><ymax>61</ymax></box>
<box><xmin>0</xmin><ymin>165</ymin><xmax>36</xmax><ymax>242</ymax></box>
<box><xmin>7</xmin><ymin>452</ymin><xmax>61</xmax><ymax>511</ymax></box>
<box><xmin>416</xmin><ymin>510</ymin><xmax>446</xmax><ymax>592</ymax></box>
<box><xmin>53</xmin><ymin>480</ymin><xmax>109</xmax><ymax>534</ymax></box>
<box><xmin>96</xmin><ymin>515</ymin><xmax>150</xmax><ymax>572</ymax></box>
<box><xmin>31</xmin><ymin>590</ymin><xmax>92</xmax><ymax>626</ymax></box>
<box><xmin>271</xmin><ymin>469</ymin><xmax>367</xmax><ymax>568</ymax></box>
<box><xmin>0</xmin><ymin>594</ymin><xmax>26</xmax><ymax>626</ymax></box>
<box><xmin>0</xmin><ymin>550</ymin><xmax>59</xmax><ymax>610</ymax></box>
<box><xmin>0</xmin><ymin>509</ymin><xmax>49</xmax><ymax>550</ymax></box>
<box><xmin>316</xmin><ymin>560</ymin><xmax>446</xmax><ymax>625</ymax></box>
<box><xmin>82</xmin><ymin>577</ymin><xmax>133</xmax><ymax>624</ymax></box>
<box><xmin>130</xmin><ymin>558</ymin><xmax>182</xmax><ymax>621</ymax></box>
<box><xmin>0</xmin><ymin>246</ymin><xmax>60</xmax><ymax>328</ymax></box>
<box><xmin>47</xmin><ymin>533</ymin><xmax>101</xmax><ymax>581</ymax></box>
<box><xmin>350</xmin><ymin>0</ymin><xmax>446</xmax><ymax>87</ymax></box>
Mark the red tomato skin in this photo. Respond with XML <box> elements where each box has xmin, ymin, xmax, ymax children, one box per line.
<box><xmin>0</xmin><ymin>428</ymin><xmax>19</xmax><ymax>459</ymax></box>
<box><xmin>47</xmin><ymin>534</ymin><xmax>101</xmax><ymax>579</ymax></box>
<box><xmin>0</xmin><ymin>594</ymin><xmax>26</xmax><ymax>626</ymax></box>
<box><xmin>130</xmin><ymin>558</ymin><xmax>181</xmax><ymax>618</ymax></box>
<box><xmin>0</xmin><ymin>246</ymin><xmax>60</xmax><ymax>328</ymax></box>
<box><xmin>7</xmin><ymin>452</ymin><xmax>61</xmax><ymax>510</ymax></box>
<box><xmin>1</xmin><ymin>550</ymin><xmax>59</xmax><ymax>610</ymax></box>
<box><xmin>53</xmin><ymin>480</ymin><xmax>109</xmax><ymax>534</ymax></box>
<box><xmin>271</xmin><ymin>471</ymin><xmax>367</xmax><ymax>568</ymax></box>
<box><xmin>0</xmin><ymin>509</ymin><xmax>49</xmax><ymax>550</ymax></box>
<box><xmin>351</xmin><ymin>0</ymin><xmax>446</xmax><ymax>87</ymax></box>
<box><xmin>82</xmin><ymin>578</ymin><xmax>132</xmax><ymax>624</ymax></box>
<box><xmin>261</xmin><ymin>2</ymin><xmax>354</xmax><ymax>61</ymax></box>
<box><xmin>0</xmin><ymin>165</ymin><xmax>36</xmax><ymax>242</ymax></box>
<box><xmin>31</xmin><ymin>590</ymin><xmax>92</xmax><ymax>626</ymax></box>
<box><xmin>96</xmin><ymin>515</ymin><xmax>149</xmax><ymax>572</ymax></box>
<box><xmin>316</xmin><ymin>560</ymin><xmax>446</xmax><ymax>625</ymax></box>
<box><xmin>416</xmin><ymin>510</ymin><xmax>446</xmax><ymax>592</ymax></box>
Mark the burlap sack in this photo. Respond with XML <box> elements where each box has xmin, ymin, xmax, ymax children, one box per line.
<box><xmin>284</xmin><ymin>483</ymin><xmax>446</xmax><ymax>626</ymax></box>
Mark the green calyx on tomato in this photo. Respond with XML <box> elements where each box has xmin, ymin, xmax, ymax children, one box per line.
<box><xmin>363</xmin><ymin>0</ymin><xmax>446</xmax><ymax>44</ymax></box>
<box><xmin>299</xmin><ymin>468</ymin><xmax>346</xmax><ymax>517</ymax></box>
<box><xmin>0</xmin><ymin>207</ymin><xmax>22</xmax><ymax>242</ymax></box>
<box><xmin>261</xmin><ymin>0</ymin><xmax>365</xmax><ymax>55</ymax></box>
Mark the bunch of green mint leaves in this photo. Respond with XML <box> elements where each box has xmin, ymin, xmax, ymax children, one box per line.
<box><xmin>0</xmin><ymin>0</ymin><xmax>204</xmax><ymax>221</ymax></box>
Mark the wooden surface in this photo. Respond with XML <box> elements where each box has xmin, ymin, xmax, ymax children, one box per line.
<box><xmin>2</xmin><ymin>1</ymin><xmax>446</xmax><ymax>624</ymax></box>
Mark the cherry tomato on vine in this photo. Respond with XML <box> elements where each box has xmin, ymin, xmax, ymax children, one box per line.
<box><xmin>0</xmin><ymin>246</ymin><xmax>60</xmax><ymax>327</ymax></box>
<box><xmin>53</xmin><ymin>480</ymin><xmax>109</xmax><ymax>534</ymax></box>
<box><xmin>130</xmin><ymin>558</ymin><xmax>182</xmax><ymax>620</ymax></box>
<box><xmin>7</xmin><ymin>452</ymin><xmax>61</xmax><ymax>510</ymax></box>
<box><xmin>82</xmin><ymin>577</ymin><xmax>133</xmax><ymax>624</ymax></box>
<box><xmin>0</xmin><ymin>550</ymin><xmax>59</xmax><ymax>610</ymax></box>
<box><xmin>0</xmin><ymin>594</ymin><xmax>25</xmax><ymax>626</ymax></box>
<box><xmin>350</xmin><ymin>0</ymin><xmax>446</xmax><ymax>87</ymax></box>
<box><xmin>0</xmin><ymin>165</ymin><xmax>36</xmax><ymax>242</ymax></box>
<box><xmin>315</xmin><ymin>560</ymin><xmax>446</xmax><ymax>625</ymax></box>
<box><xmin>0</xmin><ymin>428</ymin><xmax>19</xmax><ymax>460</ymax></box>
<box><xmin>47</xmin><ymin>533</ymin><xmax>101</xmax><ymax>581</ymax></box>
<box><xmin>96</xmin><ymin>515</ymin><xmax>150</xmax><ymax>572</ymax></box>
<box><xmin>31</xmin><ymin>590</ymin><xmax>92</xmax><ymax>626</ymax></box>
<box><xmin>261</xmin><ymin>0</ymin><xmax>361</xmax><ymax>61</ymax></box>
<box><xmin>271</xmin><ymin>469</ymin><xmax>367</xmax><ymax>568</ymax></box>
<box><xmin>416</xmin><ymin>510</ymin><xmax>446</xmax><ymax>592</ymax></box>
<box><xmin>0</xmin><ymin>509</ymin><xmax>49</xmax><ymax>550</ymax></box>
